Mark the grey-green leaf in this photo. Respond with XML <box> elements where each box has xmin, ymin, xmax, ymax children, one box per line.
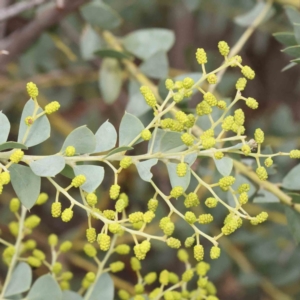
<box><xmin>27</xmin><ymin>274</ymin><xmax>62</xmax><ymax>300</ymax></box>
<box><xmin>94</xmin><ymin>120</ymin><xmax>117</xmax><ymax>153</ymax></box>
<box><xmin>94</xmin><ymin>49</ymin><xmax>131</xmax><ymax>60</ymax></box>
<box><xmin>85</xmin><ymin>273</ymin><xmax>114</xmax><ymax>300</ymax></box>
<box><xmin>126</xmin><ymin>80</ymin><xmax>151</xmax><ymax>117</ymax></box>
<box><xmin>281</xmin><ymin>45</ymin><xmax>300</xmax><ymax>57</ymax></box>
<box><xmin>253</xmin><ymin>189</ymin><xmax>279</xmax><ymax>203</ymax></box>
<box><xmin>147</xmin><ymin>128</ymin><xmax>165</xmax><ymax>153</ymax></box>
<box><xmin>136</xmin><ymin>159</ymin><xmax>158</xmax><ymax>182</ymax></box>
<box><xmin>62</xmin><ymin>291</ymin><xmax>83</xmax><ymax>300</ymax></box>
<box><xmin>104</xmin><ymin>146</ymin><xmax>133</xmax><ymax>158</ymax></box>
<box><xmin>10</xmin><ymin>164</ymin><xmax>41</xmax><ymax>210</ymax></box>
<box><xmin>30</xmin><ymin>156</ymin><xmax>65</xmax><ymax>177</ymax></box>
<box><xmin>234</xmin><ymin>2</ymin><xmax>274</xmax><ymax>27</ymax></box>
<box><xmin>80</xmin><ymin>25</ymin><xmax>104</xmax><ymax>60</ymax></box>
<box><xmin>119</xmin><ymin>112</ymin><xmax>144</xmax><ymax>146</ymax></box>
<box><xmin>285</xmin><ymin>206</ymin><xmax>300</xmax><ymax>245</ymax></box>
<box><xmin>214</xmin><ymin>157</ymin><xmax>233</xmax><ymax>176</ymax></box>
<box><xmin>99</xmin><ymin>58</ymin><xmax>123</xmax><ymax>104</ymax></box>
<box><xmin>139</xmin><ymin>51</ymin><xmax>169</xmax><ymax>79</ymax></box>
<box><xmin>80</xmin><ymin>1</ymin><xmax>122</xmax><ymax>30</ymax></box>
<box><xmin>4</xmin><ymin>263</ymin><xmax>32</xmax><ymax>297</ymax></box>
<box><xmin>282</xmin><ymin>163</ymin><xmax>300</xmax><ymax>190</ymax></box>
<box><xmin>285</xmin><ymin>5</ymin><xmax>300</xmax><ymax>25</ymax></box>
<box><xmin>17</xmin><ymin>99</ymin><xmax>50</xmax><ymax>147</ymax></box>
<box><xmin>159</xmin><ymin>131</ymin><xmax>186</xmax><ymax>153</ymax></box>
<box><xmin>273</xmin><ymin>32</ymin><xmax>297</xmax><ymax>47</ymax></box>
<box><xmin>0</xmin><ymin>142</ymin><xmax>27</xmax><ymax>152</ymax></box>
<box><xmin>122</xmin><ymin>29</ymin><xmax>175</xmax><ymax>60</ymax></box>
<box><xmin>61</xmin><ymin>126</ymin><xmax>96</xmax><ymax>154</ymax></box>
<box><xmin>74</xmin><ymin>165</ymin><xmax>104</xmax><ymax>193</ymax></box>
<box><xmin>167</xmin><ymin>162</ymin><xmax>190</xmax><ymax>191</ymax></box>
<box><xmin>0</xmin><ymin>111</ymin><xmax>10</xmax><ymax>144</ymax></box>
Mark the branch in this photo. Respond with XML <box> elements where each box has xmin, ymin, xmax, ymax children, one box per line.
<box><xmin>0</xmin><ymin>0</ymin><xmax>90</xmax><ymax>71</ymax></box>
<box><xmin>0</xmin><ymin>0</ymin><xmax>47</xmax><ymax>22</ymax></box>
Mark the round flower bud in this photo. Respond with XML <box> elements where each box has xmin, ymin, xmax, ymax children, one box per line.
<box><xmin>59</xmin><ymin>241</ymin><xmax>72</xmax><ymax>252</ymax></box>
<box><xmin>61</xmin><ymin>271</ymin><xmax>73</xmax><ymax>281</ymax></box>
<box><xmin>110</xmin><ymin>261</ymin><xmax>125</xmax><ymax>273</ymax></box>
<box><xmin>217</xmin><ymin>100</ymin><xmax>227</xmax><ymax>109</ymax></box>
<box><xmin>264</xmin><ymin>157</ymin><xmax>273</xmax><ymax>167</ymax></box>
<box><xmin>51</xmin><ymin>202</ymin><xmax>61</xmax><ymax>218</ymax></box>
<box><xmin>83</xmin><ymin>243</ymin><xmax>97</xmax><ymax>257</ymax></box>
<box><xmin>194</xmin><ymin>245</ymin><xmax>204</xmax><ymax>261</ymax></box>
<box><xmin>61</xmin><ymin>208</ymin><xmax>73</xmax><ymax>222</ymax></box>
<box><xmin>48</xmin><ymin>234</ymin><xmax>58</xmax><ymax>247</ymax></box>
<box><xmin>185</xmin><ymin>236</ymin><xmax>195</xmax><ymax>248</ymax></box>
<box><xmin>197</xmin><ymin>277</ymin><xmax>208</xmax><ymax>288</ymax></box>
<box><xmin>65</xmin><ymin>146</ymin><xmax>76</xmax><ymax>157</ymax></box>
<box><xmin>24</xmin><ymin>215</ymin><xmax>41</xmax><ymax>229</ymax></box>
<box><xmin>52</xmin><ymin>262</ymin><xmax>62</xmax><ymax>274</ymax></box>
<box><xmin>256</xmin><ymin>166</ymin><xmax>268</xmax><ymax>181</ymax></box>
<box><xmin>210</xmin><ymin>246</ymin><xmax>221</xmax><ymax>259</ymax></box>
<box><xmin>44</xmin><ymin>101</ymin><xmax>60</xmax><ymax>114</ymax></box>
<box><xmin>108</xmin><ymin>223</ymin><xmax>122</xmax><ymax>234</ymax></box>
<box><xmin>130</xmin><ymin>257</ymin><xmax>141</xmax><ymax>271</ymax></box>
<box><xmin>236</xmin><ymin>77</ymin><xmax>247</xmax><ymax>91</ymax></box>
<box><xmin>148</xmin><ymin>198</ymin><xmax>158</xmax><ymax>212</ymax></box>
<box><xmin>234</xmin><ymin>109</ymin><xmax>245</xmax><ymax>126</ymax></box>
<box><xmin>196</xmin><ymin>261</ymin><xmax>210</xmax><ymax>276</ymax></box>
<box><xmin>10</xmin><ymin>198</ymin><xmax>20</xmax><ymax>213</ymax></box>
<box><xmin>60</xmin><ymin>281</ymin><xmax>70</xmax><ymax>291</ymax></box>
<box><xmin>185</xmin><ymin>211</ymin><xmax>196</xmax><ymax>224</ymax></box>
<box><xmin>129</xmin><ymin>212</ymin><xmax>144</xmax><ymax>223</ymax></box>
<box><xmin>230</xmin><ymin>55</ymin><xmax>242</xmax><ymax>67</ymax></box>
<box><xmin>241</xmin><ymin>65</ymin><xmax>255</xmax><ymax>80</ymax></box>
<box><xmin>134</xmin><ymin>283</ymin><xmax>144</xmax><ymax>294</ymax></box>
<box><xmin>143</xmin><ymin>210</ymin><xmax>155</xmax><ymax>223</ymax></box>
<box><xmin>219</xmin><ymin>176</ymin><xmax>235</xmax><ymax>191</ymax></box>
<box><xmin>290</xmin><ymin>150</ymin><xmax>300</xmax><ymax>159</ymax></box>
<box><xmin>86</xmin><ymin>228</ymin><xmax>97</xmax><ymax>243</ymax></box>
<box><xmin>218</xmin><ymin>41</ymin><xmax>230</xmax><ymax>56</ymax></box>
<box><xmin>162</xmin><ymin>222</ymin><xmax>175</xmax><ymax>236</ymax></box>
<box><xmin>120</xmin><ymin>157</ymin><xmax>132</xmax><ymax>169</ymax></box>
<box><xmin>166</xmin><ymin>237</ymin><xmax>181</xmax><ymax>249</ymax></box>
<box><xmin>33</xmin><ymin>249</ymin><xmax>45</xmax><ymax>261</ymax></box>
<box><xmin>26</xmin><ymin>82</ymin><xmax>38</xmax><ymax>98</ymax></box>
<box><xmin>86</xmin><ymin>193</ymin><xmax>97</xmax><ymax>206</ymax></box>
<box><xmin>239</xmin><ymin>192</ymin><xmax>248</xmax><ymax>205</ymax></box>
<box><xmin>177</xmin><ymin>249</ymin><xmax>189</xmax><ymax>262</ymax></box>
<box><xmin>159</xmin><ymin>270</ymin><xmax>169</xmax><ymax>285</ymax></box>
<box><xmin>0</xmin><ymin>172</ymin><xmax>10</xmax><ymax>185</ymax></box>
<box><xmin>141</xmin><ymin>129</ymin><xmax>152</xmax><ymax>141</ymax></box>
<box><xmin>36</xmin><ymin>193</ymin><xmax>48</xmax><ymax>205</ymax></box>
<box><xmin>165</xmin><ymin>79</ymin><xmax>174</xmax><ymax>90</ymax></box>
<box><xmin>24</xmin><ymin>239</ymin><xmax>36</xmax><ymax>250</ymax></box>
<box><xmin>170</xmin><ymin>186</ymin><xmax>184</xmax><ymax>199</ymax></box>
<box><xmin>182</xmin><ymin>269</ymin><xmax>194</xmax><ymax>282</ymax></box>
<box><xmin>109</xmin><ymin>184</ymin><xmax>120</xmax><ymax>200</ymax></box>
<box><xmin>97</xmin><ymin>233</ymin><xmax>111</xmax><ymax>251</ymax></box>
<box><xmin>27</xmin><ymin>256</ymin><xmax>41</xmax><ymax>267</ymax></box>
<box><xmin>144</xmin><ymin>272</ymin><xmax>157</xmax><ymax>285</ymax></box>
<box><xmin>71</xmin><ymin>175</ymin><xmax>86</xmax><ymax>188</ymax></box>
<box><xmin>102</xmin><ymin>209</ymin><xmax>115</xmax><ymax>220</ymax></box>
<box><xmin>241</xmin><ymin>144</ymin><xmax>251</xmax><ymax>155</ymax></box>
<box><xmin>168</xmin><ymin>272</ymin><xmax>179</xmax><ymax>284</ymax></box>
<box><xmin>198</xmin><ymin>214</ymin><xmax>213</xmax><ymax>224</ymax></box>
<box><xmin>182</xmin><ymin>77</ymin><xmax>194</xmax><ymax>89</ymax></box>
<box><xmin>254</xmin><ymin>128</ymin><xmax>264</xmax><ymax>144</ymax></box>
<box><xmin>184</xmin><ymin>192</ymin><xmax>199</xmax><ymax>208</ymax></box>
<box><xmin>214</xmin><ymin>151</ymin><xmax>224</xmax><ymax>160</ymax></box>
<box><xmin>118</xmin><ymin>290</ymin><xmax>130</xmax><ymax>300</ymax></box>
<box><xmin>206</xmin><ymin>74</ymin><xmax>217</xmax><ymax>84</ymax></box>
<box><xmin>176</xmin><ymin>162</ymin><xmax>187</xmax><ymax>177</ymax></box>
<box><xmin>246</xmin><ymin>97</ymin><xmax>259</xmax><ymax>109</ymax></box>
<box><xmin>196</xmin><ymin>48</ymin><xmax>207</xmax><ymax>64</ymax></box>
<box><xmin>181</xmin><ymin>133</ymin><xmax>194</xmax><ymax>146</ymax></box>
<box><xmin>204</xmin><ymin>92</ymin><xmax>217</xmax><ymax>106</ymax></box>
<box><xmin>115</xmin><ymin>199</ymin><xmax>126</xmax><ymax>213</ymax></box>
<box><xmin>115</xmin><ymin>244</ymin><xmax>130</xmax><ymax>255</ymax></box>
<box><xmin>237</xmin><ymin>183</ymin><xmax>250</xmax><ymax>194</ymax></box>
<box><xmin>9</xmin><ymin>222</ymin><xmax>19</xmax><ymax>237</ymax></box>
<box><xmin>205</xmin><ymin>197</ymin><xmax>218</xmax><ymax>208</ymax></box>
<box><xmin>10</xmin><ymin>149</ymin><xmax>24</xmax><ymax>164</ymax></box>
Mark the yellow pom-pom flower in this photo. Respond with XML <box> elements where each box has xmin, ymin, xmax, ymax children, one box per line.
<box><xmin>120</xmin><ymin>157</ymin><xmax>132</xmax><ymax>169</ymax></box>
<box><xmin>196</xmin><ymin>48</ymin><xmax>207</xmax><ymax>64</ymax></box>
<box><xmin>109</xmin><ymin>184</ymin><xmax>120</xmax><ymax>200</ymax></box>
<box><xmin>10</xmin><ymin>149</ymin><xmax>24</xmax><ymax>164</ymax></box>
<box><xmin>9</xmin><ymin>198</ymin><xmax>20</xmax><ymax>213</ymax></box>
<box><xmin>241</xmin><ymin>65</ymin><xmax>255</xmax><ymax>80</ymax></box>
<box><xmin>71</xmin><ymin>175</ymin><xmax>86</xmax><ymax>188</ymax></box>
<box><xmin>218</xmin><ymin>41</ymin><xmax>230</xmax><ymax>56</ymax></box>
<box><xmin>166</xmin><ymin>237</ymin><xmax>181</xmax><ymax>249</ymax></box>
<box><xmin>290</xmin><ymin>150</ymin><xmax>300</xmax><ymax>159</ymax></box>
<box><xmin>44</xmin><ymin>101</ymin><xmax>60</xmax><ymax>114</ymax></box>
<box><xmin>86</xmin><ymin>228</ymin><xmax>96</xmax><ymax>243</ymax></box>
<box><xmin>256</xmin><ymin>166</ymin><xmax>268</xmax><ymax>181</ymax></box>
<box><xmin>254</xmin><ymin>128</ymin><xmax>264</xmax><ymax>144</ymax></box>
<box><xmin>26</xmin><ymin>82</ymin><xmax>39</xmax><ymax>98</ymax></box>
<box><xmin>141</xmin><ymin>129</ymin><xmax>152</xmax><ymax>141</ymax></box>
<box><xmin>83</xmin><ymin>243</ymin><xmax>97</xmax><ymax>257</ymax></box>
<box><xmin>236</xmin><ymin>78</ymin><xmax>247</xmax><ymax>91</ymax></box>
<box><xmin>51</xmin><ymin>202</ymin><xmax>62</xmax><ymax>218</ymax></box>
<box><xmin>97</xmin><ymin>233</ymin><xmax>111</xmax><ymax>251</ymax></box>
<box><xmin>210</xmin><ymin>246</ymin><xmax>221</xmax><ymax>259</ymax></box>
<box><xmin>246</xmin><ymin>97</ymin><xmax>258</xmax><ymax>109</ymax></box>
<box><xmin>207</xmin><ymin>74</ymin><xmax>217</xmax><ymax>84</ymax></box>
<box><xmin>194</xmin><ymin>245</ymin><xmax>204</xmax><ymax>261</ymax></box>
<box><xmin>36</xmin><ymin>192</ymin><xmax>48</xmax><ymax>205</ymax></box>
<box><xmin>65</xmin><ymin>146</ymin><xmax>76</xmax><ymax>157</ymax></box>
<box><xmin>110</xmin><ymin>261</ymin><xmax>125</xmax><ymax>273</ymax></box>
<box><xmin>61</xmin><ymin>208</ymin><xmax>73</xmax><ymax>222</ymax></box>
<box><xmin>176</xmin><ymin>162</ymin><xmax>187</xmax><ymax>177</ymax></box>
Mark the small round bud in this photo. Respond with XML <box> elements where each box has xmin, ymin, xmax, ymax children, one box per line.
<box><xmin>118</xmin><ymin>290</ymin><xmax>130</xmax><ymax>300</ymax></box>
<box><xmin>210</xmin><ymin>246</ymin><xmax>221</xmax><ymax>259</ymax></box>
<box><xmin>24</xmin><ymin>215</ymin><xmax>41</xmax><ymax>229</ymax></box>
<box><xmin>170</xmin><ymin>186</ymin><xmax>184</xmax><ymax>199</ymax></box>
<box><xmin>27</xmin><ymin>256</ymin><xmax>41</xmax><ymax>267</ymax></box>
<box><xmin>48</xmin><ymin>234</ymin><xmax>58</xmax><ymax>246</ymax></box>
<box><xmin>120</xmin><ymin>157</ymin><xmax>132</xmax><ymax>169</ymax></box>
<box><xmin>256</xmin><ymin>166</ymin><xmax>268</xmax><ymax>181</ymax></box>
<box><xmin>115</xmin><ymin>244</ymin><xmax>130</xmax><ymax>255</ymax></box>
<box><xmin>181</xmin><ymin>133</ymin><xmax>194</xmax><ymax>146</ymax></box>
<box><xmin>205</xmin><ymin>197</ymin><xmax>218</xmax><ymax>208</ymax></box>
<box><xmin>59</xmin><ymin>241</ymin><xmax>72</xmax><ymax>252</ymax></box>
<box><xmin>9</xmin><ymin>198</ymin><xmax>20</xmax><ymax>213</ymax></box>
<box><xmin>44</xmin><ymin>101</ymin><xmax>60</xmax><ymax>114</ymax></box>
<box><xmin>51</xmin><ymin>202</ymin><xmax>62</xmax><ymax>218</ymax></box>
<box><xmin>159</xmin><ymin>270</ymin><xmax>169</xmax><ymax>285</ymax></box>
<box><xmin>254</xmin><ymin>128</ymin><xmax>264</xmax><ymax>144</ymax></box>
<box><xmin>185</xmin><ymin>211</ymin><xmax>196</xmax><ymax>224</ymax></box>
<box><xmin>71</xmin><ymin>175</ymin><xmax>86</xmax><ymax>188</ymax></box>
<box><xmin>26</xmin><ymin>82</ymin><xmax>38</xmax><ymax>98</ymax></box>
<box><xmin>32</xmin><ymin>249</ymin><xmax>45</xmax><ymax>261</ymax></box>
<box><xmin>65</xmin><ymin>146</ymin><xmax>76</xmax><ymax>157</ymax></box>
<box><xmin>165</xmin><ymin>79</ymin><xmax>174</xmax><ymax>90</ymax></box>
<box><xmin>290</xmin><ymin>150</ymin><xmax>300</xmax><ymax>159</ymax></box>
<box><xmin>214</xmin><ymin>151</ymin><xmax>224</xmax><ymax>160</ymax></box>
<box><xmin>86</xmin><ymin>193</ymin><xmax>97</xmax><ymax>206</ymax></box>
<box><xmin>86</xmin><ymin>228</ymin><xmax>97</xmax><ymax>243</ymax></box>
<box><xmin>166</xmin><ymin>237</ymin><xmax>181</xmax><ymax>249</ymax></box>
<box><xmin>177</xmin><ymin>249</ymin><xmax>189</xmax><ymax>262</ymax></box>
<box><xmin>97</xmin><ymin>233</ymin><xmax>111</xmax><ymax>251</ymax></box>
<box><xmin>83</xmin><ymin>243</ymin><xmax>97</xmax><ymax>257</ymax></box>
<box><xmin>198</xmin><ymin>214</ymin><xmax>213</xmax><ymax>224</ymax></box>
<box><xmin>182</xmin><ymin>77</ymin><xmax>194</xmax><ymax>89</ymax></box>
<box><xmin>176</xmin><ymin>162</ymin><xmax>187</xmax><ymax>177</ymax></box>
<box><xmin>241</xmin><ymin>65</ymin><xmax>255</xmax><ymax>80</ymax></box>
<box><xmin>236</xmin><ymin>77</ymin><xmax>247</xmax><ymax>91</ymax></box>
<box><xmin>194</xmin><ymin>245</ymin><xmax>204</xmax><ymax>261</ymax></box>
<box><xmin>264</xmin><ymin>157</ymin><xmax>273</xmax><ymax>167</ymax></box>
<box><xmin>130</xmin><ymin>257</ymin><xmax>141</xmax><ymax>271</ymax></box>
<box><xmin>207</xmin><ymin>73</ymin><xmax>217</xmax><ymax>84</ymax></box>
<box><xmin>52</xmin><ymin>262</ymin><xmax>62</xmax><ymax>274</ymax></box>
<box><xmin>144</xmin><ymin>272</ymin><xmax>157</xmax><ymax>285</ymax></box>
<box><xmin>182</xmin><ymin>269</ymin><xmax>194</xmax><ymax>282</ymax></box>
<box><xmin>148</xmin><ymin>198</ymin><xmax>158</xmax><ymax>212</ymax></box>
<box><xmin>218</xmin><ymin>41</ymin><xmax>230</xmax><ymax>56</ymax></box>
<box><xmin>110</xmin><ymin>261</ymin><xmax>125</xmax><ymax>273</ymax></box>
<box><xmin>196</xmin><ymin>48</ymin><xmax>207</xmax><ymax>64</ymax></box>
<box><xmin>61</xmin><ymin>208</ymin><xmax>73</xmax><ymax>222</ymax></box>
<box><xmin>246</xmin><ymin>97</ymin><xmax>259</xmax><ymax>109</ymax></box>
<box><xmin>109</xmin><ymin>184</ymin><xmax>120</xmax><ymax>200</ymax></box>
<box><xmin>185</xmin><ymin>237</ymin><xmax>195</xmax><ymax>248</ymax></box>
<box><xmin>141</xmin><ymin>129</ymin><xmax>152</xmax><ymax>141</ymax></box>
<box><xmin>36</xmin><ymin>193</ymin><xmax>48</xmax><ymax>205</ymax></box>
<box><xmin>10</xmin><ymin>150</ymin><xmax>24</xmax><ymax>164</ymax></box>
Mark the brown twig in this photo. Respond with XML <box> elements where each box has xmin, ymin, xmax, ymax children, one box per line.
<box><xmin>0</xmin><ymin>0</ymin><xmax>90</xmax><ymax>71</ymax></box>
